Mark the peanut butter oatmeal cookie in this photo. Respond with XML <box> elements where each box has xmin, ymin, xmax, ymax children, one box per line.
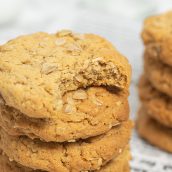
<box><xmin>0</xmin><ymin>147</ymin><xmax>130</xmax><ymax>172</ymax></box>
<box><xmin>137</xmin><ymin>107</ymin><xmax>172</xmax><ymax>153</ymax></box>
<box><xmin>0</xmin><ymin>87</ymin><xmax>129</xmax><ymax>142</ymax></box>
<box><xmin>142</xmin><ymin>11</ymin><xmax>172</xmax><ymax>44</ymax></box>
<box><xmin>144</xmin><ymin>37</ymin><xmax>172</xmax><ymax>67</ymax></box>
<box><xmin>0</xmin><ymin>121</ymin><xmax>132</xmax><ymax>172</ymax></box>
<box><xmin>139</xmin><ymin>75</ymin><xmax>172</xmax><ymax>128</ymax></box>
<box><xmin>144</xmin><ymin>51</ymin><xmax>172</xmax><ymax>97</ymax></box>
<box><xmin>0</xmin><ymin>30</ymin><xmax>131</xmax><ymax>119</ymax></box>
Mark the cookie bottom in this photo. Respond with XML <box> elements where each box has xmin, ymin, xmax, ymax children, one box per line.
<box><xmin>0</xmin><ymin>148</ymin><xmax>130</xmax><ymax>172</ymax></box>
<box><xmin>137</xmin><ymin>107</ymin><xmax>172</xmax><ymax>153</ymax></box>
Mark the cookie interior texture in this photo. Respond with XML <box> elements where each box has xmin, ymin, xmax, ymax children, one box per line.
<box><xmin>0</xmin><ymin>147</ymin><xmax>130</xmax><ymax>172</ymax></box>
<box><xmin>0</xmin><ymin>30</ymin><xmax>131</xmax><ymax>119</ymax></box>
<box><xmin>137</xmin><ymin>107</ymin><xmax>172</xmax><ymax>153</ymax></box>
<box><xmin>138</xmin><ymin>75</ymin><xmax>172</xmax><ymax>128</ymax></box>
<box><xmin>144</xmin><ymin>51</ymin><xmax>172</xmax><ymax>97</ymax></box>
<box><xmin>142</xmin><ymin>11</ymin><xmax>172</xmax><ymax>44</ymax></box>
<box><xmin>0</xmin><ymin>121</ymin><xmax>132</xmax><ymax>172</ymax></box>
<box><xmin>0</xmin><ymin>86</ymin><xmax>129</xmax><ymax>142</ymax></box>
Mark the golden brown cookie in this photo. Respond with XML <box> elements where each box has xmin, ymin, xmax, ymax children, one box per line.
<box><xmin>0</xmin><ymin>30</ymin><xmax>131</xmax><ymax>119</ymax></box>
<box><xmin>142</xmin><ymin>11</ymin><xmax>172</xmax><ymax>44</ymax></box>
<box><xmin>144</xmin><ymin>51</ymin><xmax>172</xmax><ymax>97</ymax></box>
<box><xmin>0</xmin><ymin>150</ymin><xmax>40</xmax><ymax>172</ymax></box>
<box><xmin>99</xmin><ymin>147</ymin><xmax>131</xmax><ymax>172</ymax></box>
<box><xmin>144</xmin><ymin>37</ymin><xmax>172</xmax><ymax>67</ymax></box>
<box><xmin>0</xmin><ymin>87</ymin><xmax>129</xmax><ymax>142</ymax></box>
<box><xmin>138</xmin><ymin>75</ymin><xmax>172</xmax><ymax>128</ymax></box>
<box><xmin>0</xmin><ymin>121</ymin><xmax>132</xmax><ymax>172</ymax></box>
<box><xmin>137</xmin><ymin>107</ymin><xmax>172</xmax><ymax>153</ymax></box>
<box><xmin>0</xmin><ymin>147</ymin><xmax>130</xmax><ymax>172</ymax></box>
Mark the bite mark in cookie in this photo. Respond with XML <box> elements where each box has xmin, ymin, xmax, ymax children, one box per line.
<box><xmin>0</xmin><ymin>30</ymin><xmax>131</xmax><ymax>119</ymax></box>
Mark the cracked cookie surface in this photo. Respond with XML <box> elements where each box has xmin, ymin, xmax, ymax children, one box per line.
<box><xmin>137</xmin><ymin>107</ymin><xmax>172</xmax><ymax>153</ymax></box>
<box><xmin>144</xmin><ymin>52</ymin><xmax>172</xmax><ymax>97</ymax></box>
<box><xmin>0</xmin><ymin>147</ymin><xmax>130</xmax><ymax>172</ymax></box>
<box><xmin>0</xmin><ymin>87</ymin><xmax>129</xmax><ymax>142</ymax></box>
<box><xmin>142</xmin><ymin>11</ymin><xmax>172</xmax><ymax>45</ymax></box>
<box><xmin>0</xmin><ymin>121</ymin><xmax>132</xmax><ymax>172</ymax></box>
<box><xmin>139</xmin><ymin>75</ymin><xmax>172</xmax><ymax>128</ymax></box>
<box><xmin>0</xmin><ymin>30</ymin><xmax>131</xmax><ymax>119</ymax></box>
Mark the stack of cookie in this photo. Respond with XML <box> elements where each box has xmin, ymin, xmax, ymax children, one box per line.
<box><xmin>137</xmin><ymin>11</ymin><xmax>172</xmax><ymax>153</ymax></box>
<box><xmin>0</xmin><ymin>30</ymin><xmax>132</xmax><ymax>172</ymax></box>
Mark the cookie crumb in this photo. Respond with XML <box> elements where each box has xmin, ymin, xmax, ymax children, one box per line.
<box><xmin>73</xmin><ymin>90</ymin><xmax>87</xmax><ymax>100</ymax></box>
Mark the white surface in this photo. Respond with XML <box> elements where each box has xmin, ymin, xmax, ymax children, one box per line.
<box><xmin>0</xmin><ymin>0</ymin><xmax>172</xmax><ymax>171</ymax></box>
<box><xmin>0</xmin><ymin>0</ymin><xmax>23</xmax><ymax>24</ymax></box>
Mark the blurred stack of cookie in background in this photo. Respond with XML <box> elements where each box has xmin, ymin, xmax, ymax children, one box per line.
<box><xmin>0</xmin><ymin>30</ymin><xmax>132</xmax><ymax>172</ymax></box>
<box><xmin>137</xmin><ymin>11</ymin><xmax>172</xmax><ymax>153</ymax></box>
